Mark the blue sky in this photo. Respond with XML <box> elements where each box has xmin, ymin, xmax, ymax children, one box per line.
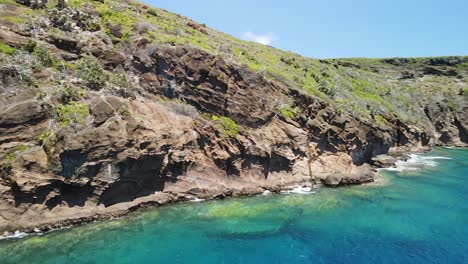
<box><xmin>145</xmin><ymin>0</ymin><xmax>468</xmax><ymax>59</ymax></box>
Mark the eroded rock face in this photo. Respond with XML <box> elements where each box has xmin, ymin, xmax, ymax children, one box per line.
<box><xmin>424</xmin><ymin>100</ymin><xmax>468</xmax><ymax>147</ymax></box>
<box><xmin>0</xmin><ymin>44</ymin><xmax>466</xmax><ymax>233</ymax></box>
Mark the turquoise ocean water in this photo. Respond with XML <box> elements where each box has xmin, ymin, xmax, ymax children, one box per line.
<box><xmin>0</xmin><ymin>148</ymin><xmax>467</xmax><ymax>264</ymax></box>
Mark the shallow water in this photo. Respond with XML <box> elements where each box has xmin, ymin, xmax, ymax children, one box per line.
<box><xmin>1</xmin><ymin>148</ymin><xmax>467</xmax><ymax>264</ymax></box>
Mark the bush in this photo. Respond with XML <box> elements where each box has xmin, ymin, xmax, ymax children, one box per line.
<box><xmin>99</xmin><ymin>6</ymin><xmax>136</xmax><ymax>40</ymax></box>
<box><xmin>134</xmin><ymin>22</ymin><xmax>158</xmax><ymax>34</ymax></box>
<box><xmin>55</xmin><ymin>102</ymin><xmax>89</xmax><ymax>126</ymax></box>
<box><xmin>317</xmin><ymin>81</ymin><xmax>335</xmax><ymax>97</ymax></box>
<box><xmin>211</xmin><ymin>115</ymin><xmax>239</xmax><ymax>137</ymax></box>
<box><xmin>48</xmin><ymin>8</ymin><xmax>101</xmax><ymax>32</ymax></box>
<box><xmin>1</xmin><ymin>152</ymin><xmax>16</xmax><ymax>175</ymax></box>
<box><xmin>25</xmin><ymin>41</ymin><xmax>58</xmax><ymax>68</ymax></box>
<box><xmin>76</xmin><ymin>57</ymin><xmax>108</xmax><ymax>90</ymax></box>
<box><xmin>0</xmin><ymin>51</ymin><xmax>37</xmax><ymax>89</ymax></box>
<box><xmin>147</xmin><ymin>8</ymin><xmax>158</xmax><ymax>17</ymax></box>
<box><xmin>36</xmin><ymin>130</ymin><xmax>52</xmax><ymax>145</ymax></box>
<box><xmin>120</xmin><ymin>109</ymin><xmax>131</xmax><ymax>117</ymax></box>
<box><xmin>24</xmin><ymin>40</ymin><xmax>37</xmax><ymax>53</ymax></box>
<box><xmin>109</xmin><ymin>72</ymin><xmax>129</xmax><ymax>88</ymax></box>
<box><xmin>32</xmin><ymin>45</ymin><xmax>58</xmax><ymax>68</ymax></box>
<box><xmin>16</xmin><ymin>0</ymin><xmax>47</xmax><ymax>8</ymax></box>
<box><xmin>37</xmin><ymin>91</ymin><xmax>47</xmax><ymax>100</ymax></box>
<box><xmin>58</xmin><ymin>86</ymin><xmax>84</xmax><ymax>104</ymax></box>
<box><xmin>374</xmin><ymin>114</ymin><xmax>388</xmax><ymax>126</ymax></box>
<box><xmin>277</xmin><ymin>104</ymin><xmax>297</xmax><ymax>119</ymax></box>
<box><xmin>0</xmin><ymin>42</ymin><xmax>16</xmax><ymax>55</ymax></box>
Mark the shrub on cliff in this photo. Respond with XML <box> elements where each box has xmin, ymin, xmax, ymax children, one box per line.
<box><xmin>25</xmin><ymin>41</ymin><xmax>58</xmax><ymax>68</ymax></box>
<box><xmin>99</xmin><ymin>5</ymin><xmax>137</xmax><ymax>40</ymax></box>
<box><xmin>0</xmin><ymin>42</ymin><xmax>16</xmax><ymax>55</ymax></box>
<box><xmin>147</xmin><ymin>8</ymin><xmax>158</xmax><ymax>17</ymax></box>
<box><xmin>15</xmin><ymin>0</ymin><xmax>47</xmax><ymax>8</ymax></box>
<box><xmin>211</xmin><ymin>115</ymin><xmax>239</xmax><ymax>137</ymax></box>
<box><xmin>76</xmin><ymin>57</ymin><xmax>108</xmax><ymax>90</ymax></box>
<box><xmin>0</xmin><ymin>51</ymin><xmax>37</xmax><ymax>90</ymax></box>
<box><xmin>58</xmin><ymin>86</ymin><xmax>84</xmax><ymax>104</ymax></box>
<box><xmin>317</xmin><ymin>80</ymin><xmax>335</xmax><ymax>97</ymax></box>
<box><xmin>55</xmin><ymin>102</ymin><xmax>89</xmax><ymax>126</ymax></box>
<box><xmin>35</xmin><ymin>48</ymin><xmax>56</xmax><ymax>68</ymax></box>
<box><xmin>36</xmin><ymin>130</ymin><xmax>53</xmax><ymax>146</ymax></box>
<box><xmin>48</xmin><ymin>8</ymin><xmax>101</xmax><ymax>32</ymax></box>
<box><xmin>1</xmin><ymin>152</ymin><xmax>16</xmax><ymax>175</ymax></box>
<box><xmin>277</xmin><ymin>103</ymin><xmax>297</xmax><ymax>119</ymax></box>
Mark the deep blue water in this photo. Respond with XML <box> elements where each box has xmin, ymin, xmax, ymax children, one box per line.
<box><xmin>0</xmin><ymin>148</ymin><xmax>467</xmax><ymax>264</ymax></box>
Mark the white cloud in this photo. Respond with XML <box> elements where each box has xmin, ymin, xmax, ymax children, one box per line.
<box><xmin>242</xmin><ymin>32</ymin><xmax>277</xmax><ymax>45</ymax></box>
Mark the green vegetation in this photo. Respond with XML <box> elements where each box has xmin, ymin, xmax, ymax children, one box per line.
<box><xmin>211</xmin><ymin>115</ymin><xmax>239</xmax><ymax>137</ymax></box>
<box><xmin>58</xmin><ymin>86</ymin><xmax>84</xmax><ymax>104</ymax></box>
<box><xmin>25</xmin><ymin>41</ymin><xmax>58</xmax><ymax>68</ymax></box>
<box><xmin>120</xmin><ymin>109</ymin><xmax>131</xmax><ymax>117</ymax></box>
<box><xmin>0</xmin><ymin>50</ymin><xmax>36</xmax><ymax>87</ymax></box>
<box><xmin>147</xmin><ymin>8</ymin><xmax>158</xmax><ymax>17</ymax></box>
<box><xmin>76</xmin><ymin>57</ymin><xmax>108</xmax><ymax>90</ymax></box>
<box><xmin>0</xmin><ymin>0</ymin><xmax>464</xmax><ymax>130</ymax></box>
<box><xmin>457</xmin><ymin>62</ymin><xmax>468</xmax><ymax>70</ymax></box>
<box><xmin>98</xmin><ymin>3</ymin><xmax>137</xmax><ymax>40</ymax></box>
<box><xmin>36</xmin><ymin>130</ymin><xmax>53</xmax><ymax>146</ymax></box>
<box><xmin>0</xmin><ymin>42</ymin><xmax>16</xmax><ymax>55</ymax></box>
<box><xmin>109</xmin><ymin>73</ymin><xmax>130</xmax><ymax>88</ymax></box>
<box><xmin>0</xmin><ymin>0</ymin><xmax>18</xmax><ymax>4</ymax></box>
<box><xmin>374</xmin><ymin>114</ymin><xmax>388</xmax><ymax>127</ymax></box>
<box><xmin>24</xmin><ymin>40</ymin><xmax>37</xmax><ymax>52</ymax></box>
<box><xmin>2</xmin><ymin>151</ymin><xmax>16</xmax><ymax>174</ymax></box>
<box><xmin>55</xmin><ymin>102</ymin><xmax>89</xmax><ymax>126</ymax></box>
<box><xmin>277</xmin><ymin>104</ymin><xmax>297</xmax><ymax>119</ymax></box>
<box><xmin>33</xmin><ymin>45</ymin><xmax>58</xmax><ymax>68</ymax></box>
<box><xmin>47</xmin><ymin>4</ymin><xmax>101</xmax><ymax>31</ymax></box>
<box><xmin>18</xmin><ymin>145</ymin><xmax>29</xmax><ymax>152</ymax></box>
<box><xmin>36</xmin><ymin>91</ymin><xmax>47</xmax><ymax>100</ymax></box>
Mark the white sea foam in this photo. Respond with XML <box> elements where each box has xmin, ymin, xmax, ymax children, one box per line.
<box><xmin>189</xmin><ymin>198</ymin><xmax>206</xmax><ymax>202</ymax></box>
<box><xmin>0</xmin><ymin>231</ymin><xmax>29</xmax><ymax>240</ymax></box>
<box><xmin>281</xmin><ymin>186</ymin><xmax>315</xmax><ymax>195</ymax></box>
<box><xmin>382</xmin><ymin>153</ymin><xmax>451</xmax><ymax>172</ymax></box>
<box><xmin>262</xmin><ymin>190</ymin><xmax>272</xmax><ymax>195</ymax></box>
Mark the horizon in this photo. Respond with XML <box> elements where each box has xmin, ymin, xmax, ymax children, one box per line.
<box><xmin>146</xmin><ymin>0</ymin><xmax>468</xmax><ymax>59</ymax></box>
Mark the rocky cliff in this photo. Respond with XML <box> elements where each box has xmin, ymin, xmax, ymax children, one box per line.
<box><xmin>0</xmin><ymin>0</ymin><xmax>466</xmax><ymax>233</ymax></box>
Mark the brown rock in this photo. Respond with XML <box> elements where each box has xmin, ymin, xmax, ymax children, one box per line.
<box><xmin>187</xmin><ymin>21</ymin><xmax>208</xmax><ymax>34</ymax></box>
<box><xmin>0</xmin><ymin>101</ymin><xmax>49</xmax><ymax>129</ymax></box>
<box><xmin>90</xmin><ymin>100</ymin><xmax>115</xmax><ymax>125</ymax></box>
<box><xmin>0</xmin><ymin>29</ymin><xmax>29</xmax><ymax>48</ymax></box>
<box><xmin>18</xmin><ymin>148</ymin><xmax>48</xmax><ymax>172</ymax></box>
<box><xmin>107</xmin><ymin>23</ymin><xmax>123</xmax><ymax>38</ymax></box>
<box><xmin>33</xmin><ymin>68</ymin><xmax>53</xmax><ymax>80</ymax></box>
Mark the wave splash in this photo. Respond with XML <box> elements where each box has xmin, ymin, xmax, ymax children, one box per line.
<box><xmin>0</xmin><ymin>231</ymin><xmax>29</xmax><ymax>240</ymax></box>
<box><xmin>280</xmin><ymin>186</ymin><xmax>315</xmax><ymax>194</ymax></box>
<box><xmin>383</xmin><ymin>153</ymin><xmax>451</xmax><ymax>172</ymax></box>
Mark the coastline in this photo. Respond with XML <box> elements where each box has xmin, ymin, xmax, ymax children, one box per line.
<box><xmin>0</xmin><ymin>0</ymin><xmax>466</xmax><ymax>245</ymax></box>
<box><xmin>1</xmin><ymin>146</ymin><xmax>444</xmax><ymax>240</ymax></box>
<box><xmin>2</xmin><ymin>146</ymin><xmax>467</xmax><ymax>264</ymax></box>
